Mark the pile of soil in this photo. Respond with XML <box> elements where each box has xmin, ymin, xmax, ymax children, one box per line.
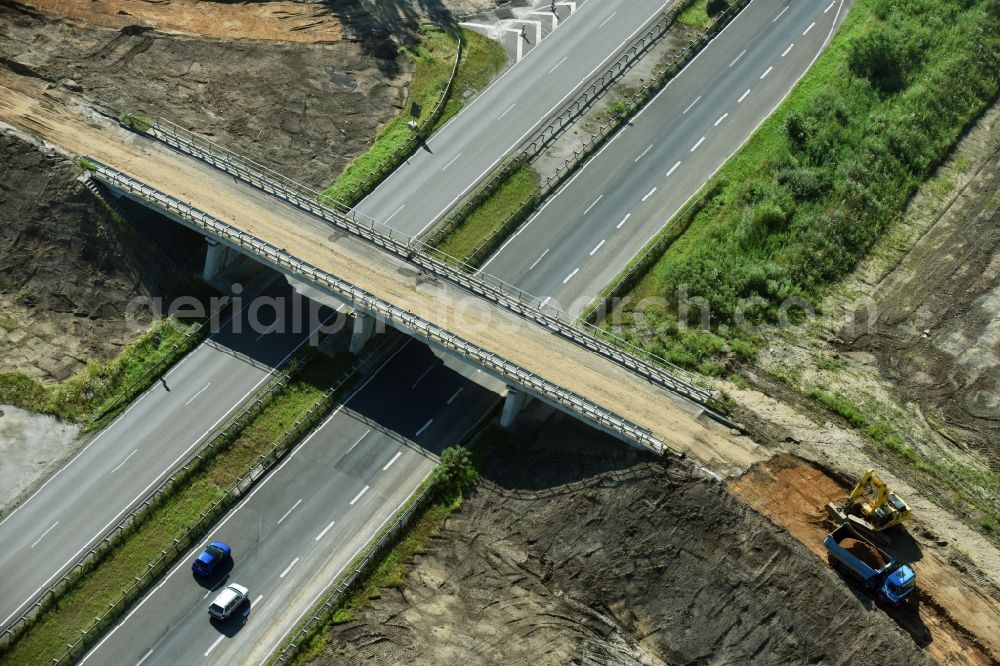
<box><xmin>314</xmin><ymin>429</ymin><xmax>929</xmax><ymax>665</ymax></box>
<box><xmin>841</xmin><ymin>537</ymin><xmax>888</xmax><ymax>569</ymax></box>
<box><xmin>0</xmin><ymin>130</ymin><xmax>198</xmax><ymax>381</ymax></box>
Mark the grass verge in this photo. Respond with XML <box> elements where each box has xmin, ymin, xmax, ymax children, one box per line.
<box><xmin>285</xmin><ymin>423</ymin><xmax>513</xmax><ymax>665</ymax></box>
<box><xmin>321</xmin><ymin>27</ymin><xmax>506</xmax><ymax>205</ymax></box>
<box><xmin>435</xmin><ymin>163</ymin><xmax>540</xmax><ymax>262</ymax></box>
<box><xmin>0</xmin><ymin>352</ymin><xmax>353</xmax><ymax>666</ymax></box>
<box><xmin>0</xmin><ymin>317</ymin><xmax>200</xmax><ymax>429</ymax></box>
<box><xmin>608</xmin><ymin>0</ymin><xmax>1000</xmax><ymax>370</ymax></box>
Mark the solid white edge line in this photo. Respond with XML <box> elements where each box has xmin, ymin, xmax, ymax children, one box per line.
<box><xmin>315</xmin><ymin>520</ymin><xmax>336</xmax><ymax>541</ymax></box>
<box><xmin>276</xmin><ymin>499</ymin><xmax>302</xmax><ymax>526</ymax></box>
<box><xmin>414</xmin><ymin>0</ymin><xmax>676</xmax><ymax>237</ymax></box>
<box><xmin>383</xmin><ymin>451</ymin><xmax>403</xmax><ymax>471</ymax></box>
<box><xmin>279</xmin><ymin>557</ymin><xmax>300</xmax><ymax>579</ymax></box>
<box><xmin>204</xmin><ymin>635</ymin><xmax>224</xmax><ymax>657</ymax></box>
<box><xmin>349</xmin><ymin>486</ymin><xmax>370</xmax><ymax>506</ymax></box>
<box><xmin>30</xmin><ymin>521</ymin><xmax>59</xmax><ymax>549</ymax></box>
<box><xmin>78</xmin><ymin>340</ymin><xmax>416</xmax><ymax>664</ymax></box>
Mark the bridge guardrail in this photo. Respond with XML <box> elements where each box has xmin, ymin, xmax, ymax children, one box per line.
<box><xmin>90</xmin><ymin>160</ymin><xmax>672</xmax><ymax>456</ymax></box>
<box><xmin>147</xmin><ymin>119</ymin><xmax>716</xmax><ymax>409</ymax></box>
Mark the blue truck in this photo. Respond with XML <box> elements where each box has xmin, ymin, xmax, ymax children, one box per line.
<box><xmin>823</xmin><ymin>524</ymin><xmax>916</xmax><ymax>604</ymax></box>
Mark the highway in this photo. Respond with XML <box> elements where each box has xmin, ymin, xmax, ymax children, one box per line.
<box><xmin>0</xmin><ymin>275</ymin><xmax>334</xmax><ymax>631</ymax></box>
<box><xmin>483</xmin><ymin>0</ymin><xmax>848</xmax><ymax>314</ymax></box>
<box><xmin>81</xmin><ymin>338</ymin><xmax>503</xmax><ymax>665</ymax></box>
<box><xmin>355</xmin><ymin>0</ymin><xmax>674</xmax><ymax>237</ymax></box>
<box><xmin>45</xmin><ymin>1</ymin><xmax>846</xmax><ymax>663</ymax></box>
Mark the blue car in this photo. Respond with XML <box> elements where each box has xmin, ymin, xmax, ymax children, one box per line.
<box><xmin>192</xmin><ymin>541</ymin><xmax>231</xmax><ymax>576</ymax></box>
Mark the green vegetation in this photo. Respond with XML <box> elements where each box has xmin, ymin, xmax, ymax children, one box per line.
<box><xmin>678</xmin><ymin>0</ymin><xmax>728</xmax><ymax>28</ymax></box>
<box><xmin>613</xmin><ymin>0</ymin><xmax>1000</xmax><ymax>371</ymax></box>
<box><xmin>435</xmin><ymin>163</ymin><xmax>540</xmax><ymax>262</ymax></box>
<box><xmin>0</xmin><ymin>318</ymin><xmax>198</xmax><ymax>428</ymax></box>
<box><xmin>286</xmin><ymin>424</ymin><xmax>511</xmax><ymax>665</ymax></box>
<box><xmin>0</xmin><ymin>353</ymin><xmax>353</xmax><ymax>666</ymax></box>
<box><xmin>322</xmin><ymin>27</ymin><xmax>506</xmax><ymax>205</ymax></box>
<box><xmin>118</xmin><ymin>112</ymin><xmax>153</xmax><ymax>133</ymax></box>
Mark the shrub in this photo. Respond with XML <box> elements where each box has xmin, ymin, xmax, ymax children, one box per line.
<box><xmin>706</xmin><ymin>0</ymin><xmax>729</xmax><ymax>16</ymax></box>
<box><xmin>848</xmin><ymin>29</ymin><xmax>910</xmax><ymax>93</ymax></box>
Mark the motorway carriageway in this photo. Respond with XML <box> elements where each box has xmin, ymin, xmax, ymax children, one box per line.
<box><xmin>483</xmin><ymin>0</ymin><xmax>848</xmax><ymax>313</ymax></box>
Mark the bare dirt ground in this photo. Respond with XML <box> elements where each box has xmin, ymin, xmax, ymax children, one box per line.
<box><xmin>313</xmin><ymin>414</ymin><xmax>932</xmax><ymax>666</ymax></box>
<box><xmin>0</xmin><ymin>405</ymin><xmax>79</xmax><ymax>512</ymax></box>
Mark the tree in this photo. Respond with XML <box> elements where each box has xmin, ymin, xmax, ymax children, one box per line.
<box><xmin>848</xmin><ymin>29</ymin><xmax>909</xmax><ymax>93</ymax></box>
<box><xmin>707</xmin><ymin>0</ymin><xmax>729</xmax><ymax>17</ymax></box>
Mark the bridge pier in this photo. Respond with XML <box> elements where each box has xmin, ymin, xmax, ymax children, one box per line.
<box><xmin>202</xmin><ymin>237</ymin><xmax>238</xmax><ymax>281</ymax></box>
<box><xmin>500</xmin><ymin>386</ymin><xmax>532</xmax><ymax>429</ymax></box>
<box><xmin>349</xmin><ymin>312</ymin><xmax>378</xmax><ymax>354</ymax></box>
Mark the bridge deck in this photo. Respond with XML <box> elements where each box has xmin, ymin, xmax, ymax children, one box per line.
<box><xmin>0</xmin><ymin>72</ymin><xmax>763</xmax><ymax>472</ymax></box>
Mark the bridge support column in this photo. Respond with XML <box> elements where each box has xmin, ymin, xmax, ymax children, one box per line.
<box><xmin>202</xmin><ymin>237</ymin><xmax>237</xmax><ymax>282</ymax></box>
<box><xmin>500</xmin><ymin>386</ymin><xmax>531</xmax><ymax>429</ymax></box>
<box><xmin>349</xmin><ymin>312</ymin><xmax>377</xmax><ymax>354</ymax></box>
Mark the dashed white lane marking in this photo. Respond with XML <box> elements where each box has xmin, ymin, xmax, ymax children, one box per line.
<box><xmin>315</xmin><ymin>520</ymin><xmax>336</xmax><ymax>541</ymax></box>
<box><xmin>760</xmin><ymin>66</ymin><xmax>773</xmax><ymax>79</ymax></box>
<box><xmin>782</xmin><ymin>43</ymin><xmax>794</xmax><ymax>57</ymax></box>
<box><xmin>589</xmin><ymin>239</ymin><xmax>605</xmax><ymax>256</ymax></box>
<box><xmin>203</xmin><ymin>588</ymin><xmax>213</xmax><ymax>599</ymax></box>
<box><xmin>563</xmin><ymin>268</ymin><xmax>579</xmax><ymax>284</ymax></box>
<box><xmin>616</xmin><ymin>213</ymin><xmax>631</xmax><ymax>229</ymax></box>
<box><xmin>729</xmin><ymin>49</ymin><xmax>746</xmax><ymax>68</ymax></box>
<box><xmin>383</xmin><ymin>451</ymin><xmax>403</xmax><ymax>471</ymax></box>
<box><xmin>825</xmin><ymin>0</ymin><xmax>835</xmax><ymax>12</ymax></box>
<box><xmin>441</xmin><ymin>153</ymin><xmax>462</xmax><ymax>171</ymax></box>
<box><xmin>136</xmin><ymin>648</ymin><xmax>154</xmax><ymax>666</ymax></box>
<box><xmin>738</xmin><ymin>88</ymin><xmax>751</xmax><ymax>103</ymax></box>
<box><xmin>803</xmin><ymin>21</ymin><xmax>815</xmax><ymax>35</ymax></box>
<box><xmin>255</xmin><ymin>327</ymin><xmax>273</xmax><ymax>342</ymax></box>
<box><xmin>541</xmin><ymin>296</ymin><xmax>552</xmax><ymax>306</ymax></box>
<box><xmin>253</xmin><ymin>594</ymin><xmax>263</xmax><ymax>607</ymax></box>
<box><xmin>30</xmin><ymin>521</ymin><xmax>59</xmax><ymax>548</ymax></box>
<box><xmin>415</xmin><ymin>419</ymin><xmax>434</xmax><ymax>437</ymax></box>
<box><xmin>548</xmin><ymin>56</ymin><xmax>568</xmax><ymax>74</ymax></box>
<box><xmin>666</xmin><ymin>161</ymin><xmax>681</xmax><ymax>177</ymax></box>
<box><xmin>714</xmin><ymin>112</ymin><xmax>728</xmax><ymax>126</ymax></box>
<box><xmin>583</xmin><ymin>194</ymin><xmax>603</xmax><ymax>214</ymax></box>
<box><xmin>384</xmin><ymin>204</ymin><xmax>405</xmax><ymax>223</ymax></box>
<box><xmin>683</xmin><ymin>95</ymin><xmax>702</xmax><ymax>114</ymax></box>
<box><xmin>276</xmin><ymin>499</ymin><xmax>302</xmax><ymax>525</ymax></box>
<box><xmin>642</xmin><ymin>187</ymin><xmax>657</xmax><ymax>202</ymax></box>
<box><xmin>279</xmin><ymin>557</ymin><xmax>300</xmax><ymax>579</ymax></box>
<box><xmin>598</xmin><ymin>11</ymin><xmax>617</xmax><ymax>29</ymax></box>
<box><xmin>690</xmin><ymin>136</ymin><xmax>706</xmax><ymax>152</ymax></box>
<box><xmin>447</xmin><ymin>387</ymin><xmax>464</xmax><ymax>404</ymax></box>
<box><xmin>204</xmin><ymin>635</ymin><xmax>224</xmax><ymax>657</ymax></box>
<box><xmin>350</xmin><ymin>486</ymin><xmax>370</xmax><ymax>506</ymax></box>
<box><xmin>498</xmin><ymin>103</ymin><xmax>516</xmax><ymax>120</ymax></box>
<box><xmin>111</xmin><ymin>450</ymin><xmax>137</xmax><ymax>474</ymax></box>
<box><xmin>773</xmin><ymin>6</ymin><xmax>788</xmax><ymax>21</ymax></box>
<box><xmin>635</xmin><ymin>144</ymin><xmax>653</xmax><ymax>162</ymax></box>
<box><xmin>411</xmin><ymin>363</ymin><xmax>436</xmax><ymax>389</ymax></box>
<box><xmin>185</xmin><ymin>382</ymin><xmax>211</xmax><ymax>406</ymax></box>
<box><xmin>529</xmin><ymin>249</ymin><xmax>550</xmax><ymax>270</ymax></box>
<box><xmin>347</xmin><ymin>430</ymin><xmax>370</xmax><ymax>453</ymax></box>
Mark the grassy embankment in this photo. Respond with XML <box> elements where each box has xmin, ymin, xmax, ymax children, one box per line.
<box><xmin>0</xmin><ymin>318</ymin><xmax>198</xmax><ymax>430</ymax></box>
<box><xmin>321</xmin><ymin>26</ymin><xmax>507</xmax><ymax>205</ymax></box>
<box><xmin>285</xmin><ymin>424</ymin><xmax>513</xmax><ymax>665</ymax></box>
<box><xmin>608</xmin><ymin>0</ymin><xmax>1000</xmax><ymax>374</ymax></box>
<box><xmin>0</xmin><ymin>353</ymin><xmax>353</xmax><ymax>666</ymax></box>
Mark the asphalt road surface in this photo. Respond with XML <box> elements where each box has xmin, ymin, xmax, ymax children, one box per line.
<box><xmin>355</xmin><ymin>0</ymin><xmax>675</xmax><ymax>238</ymax></box>
<box><xmin>482</xmin><ymin>0</ymin><xmax>849</xmax><ymax>314</ymax></box>
<box><xmin>81</xmin><ymin>338</ymin><xmax>502</xmax><ymax>666</ymax></box>
<box><xmin>0</xmin><ymin>275</ymin><xmax>334</xmax><ymax>632</ymax></box>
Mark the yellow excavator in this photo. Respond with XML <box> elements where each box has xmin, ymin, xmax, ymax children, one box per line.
<box><xmin>826</xmin><ymin>469</ymin><xmax>912</xmax><ymax>542</ymax></box>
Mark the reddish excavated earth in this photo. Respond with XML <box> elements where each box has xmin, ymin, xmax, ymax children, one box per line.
<box><xmin>730</xmin><ymin>454</ymin><xmax>1000</xmax><ymax>666</ymax></box>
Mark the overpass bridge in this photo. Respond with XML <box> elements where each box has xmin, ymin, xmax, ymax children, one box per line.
<box><xmin>0</xmin><ymin>79</ymin><xmax>762</xmax><ymax>470</ymax></box>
